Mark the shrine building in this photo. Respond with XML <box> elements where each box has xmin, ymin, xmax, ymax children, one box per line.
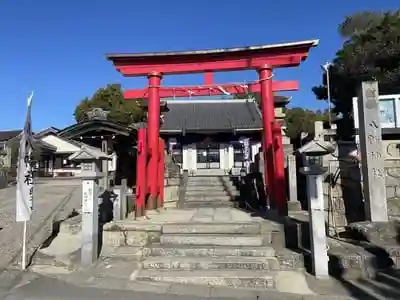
<box><xmin>158</xmin><ymin>96</ymin><xmax>290</xmax><ymax>176</ymax></box>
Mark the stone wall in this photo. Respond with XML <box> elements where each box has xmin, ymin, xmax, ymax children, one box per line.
<box><xmin>319</xmin><ymin>139</ymin><xmax>400</xmax><ymax>235</ymax></box>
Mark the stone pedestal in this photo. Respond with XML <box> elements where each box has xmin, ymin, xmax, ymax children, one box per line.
<box><xmin>301</xmin><ymin>165</ymin><xmax>329</xmax><ymax>279</ymax></box>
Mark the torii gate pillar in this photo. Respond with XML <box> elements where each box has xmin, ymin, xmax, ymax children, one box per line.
<box><xmin>258</xmin><ymin>65</ymin><xmax>276</xmax><ymax>207</ymax></box>
<box><xmin>147</xmin><ymin>71</ymin><xmax>162</xmax><ymax>210</ymax></box>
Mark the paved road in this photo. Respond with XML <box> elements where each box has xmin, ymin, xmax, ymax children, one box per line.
<box><xmin>0</xmin><ymin>180</ymin><xmax>81</xmax><ymax>270</ymax></box>
<box><xmin>2</xmin><ymin>276</ymin><xmax>215</xmax><ymax>300</ymax></box>
<box><xmin>3</xmin><ymin>272</ymin><xmax>352</xmax><ymax>300</ymax></box>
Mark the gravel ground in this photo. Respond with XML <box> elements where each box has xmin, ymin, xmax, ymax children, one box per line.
<box><xmin>0</xmin><ymin>181</ymin><xmax>81</xmax><ymax>271</ymax></box>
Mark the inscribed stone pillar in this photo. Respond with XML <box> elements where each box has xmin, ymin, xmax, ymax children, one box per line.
<box><xmin>182</xmin><ymin>145</ymin><xmax>188</xmax><ymax>170</ymax></box>
<box><xmin>301</xmin><ymin>166</ymin><xmax>329</xmax><ymax>279</ymax></box>
<box><xmin>191</xmin><ymin>145</ymin><xmax>197</xmax><ymax>172</ymax></box>
<box><xmin>357</xmin><ymin>81</ymin><xmax>388</xmax><ymax>222</ymax></box>
<box><xmin>287</xmin><ymin>154</ymin><xmax>298</xmax><ymax>203</ymax></box>
<box><xmin>314</xmin><ymin>121</ymin><xmax>324</xmax><ymax>140</ymax></box>
<box><xmin>101</xmin><ymin>140</ymin><xmax>109</xmax><ymax>190</ymax></box>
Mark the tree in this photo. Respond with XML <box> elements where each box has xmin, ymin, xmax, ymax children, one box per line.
<box><xmin>285</xmin><ymin>107</ymin><xmax>328</xmax><ymax>139</ymax></box>
<box><xmin>312</xmin><ymin>10</ymin><xmax>400</xmax><ymax>138</ymax></box>
<box><xmin>234</xmin><ymin>92</ymin><xmax>328</xmax><ymax>139</ymax></box>
<box><xmin>74</xmin><ymin>84</ymin><xmax>145</xmax><ymax>125</ymax></box>
<box><xmin>338</xmin><ymin>11</ymin><xmax>384</xmax><ymax>38</ymax></box>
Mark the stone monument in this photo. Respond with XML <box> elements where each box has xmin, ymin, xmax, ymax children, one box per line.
<box><xmin>357</xmin><ymin>81</ymin><xmax>388</xmax><ymax>222</ymax></box>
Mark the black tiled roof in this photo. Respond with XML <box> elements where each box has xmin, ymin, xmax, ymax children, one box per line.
<box><xmin>161</xmin><ymin>99</ymin><xmax>262</xmax><ymax>133</ymax></box>
<box><xmin>0</xmin><ymin>130</ymin><xmax>22</xmax><ymax>142</ymax></box>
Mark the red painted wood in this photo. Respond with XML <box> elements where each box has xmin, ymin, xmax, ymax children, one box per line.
<box><xmin>135</xmin><ymin>128</ymin><xmax>147</xmax><ymax>213</ymax></box>
<box><xmin>124</xmin><ymin>80</ymin><xmax>298</xmax><ymax>99</ymax></box>
<box><xmin>258</xmin><ymin>66</ymin><xmax>275</xmax><ymax>207</ymax></box>
<box><xmin>158</xmin><ymin>138</ymin><xmax>165</xmax><ymax>207</ymax></box>
<box><xmin>204</xmin><ymin>72</ymin><xmax>213</xmax><ymax>85</ymax></box>
<box><xmin>147</xmin><ymin>72</ymin><xmax>162</xmax><ymax>204</ymax></box>
<box><xmin>273</xmin><ymin>122</ymin><xmax>287</xmax><ymax>214</ymax></box>
<box><xmin>116</xmin><ymin>53</ymin><xmax>307</xmax><ymax>76</ymax></box>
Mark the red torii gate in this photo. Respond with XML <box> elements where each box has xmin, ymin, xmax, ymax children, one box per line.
<box><xmin>107</xmin><ymin>39</ymin><xmax>318</xmax><ymax>215</ymax></box>
<box><xmin>124</xmin><ymin>79</ymin><xmax>298</xmax><ymax>99</ymax></box>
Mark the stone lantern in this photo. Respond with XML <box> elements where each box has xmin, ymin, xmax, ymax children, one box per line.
<box><xmin>69</xmin><ymin>145</ymin><xmax>110</xmax><ymax>265</ymax></box>
<box><xmin>297</xmin><ymin>139</ymin><xmax>335</xmax><ymax>279</ymax></box>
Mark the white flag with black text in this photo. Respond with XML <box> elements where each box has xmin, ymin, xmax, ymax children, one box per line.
<box><xmin>16</xmin><ymin>92</ymin><xmax>34</xmax><ymax>222</ymax></box>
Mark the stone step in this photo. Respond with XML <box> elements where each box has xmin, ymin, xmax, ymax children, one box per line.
<box><xmin>101</xmin><ymin>246</ymin><xmax>144</xmax><ymax>260</ymax></box>
<box><xmin>182</xmin><ymin>201</ymin><xmax>235</xmax><ymax>208</ymax></box>
<box><xmin>160</xmin><ymin>234</ymin><xmax>264</xmax><ymax>246</ymax></box>
<box><xmin>187</xmin><ymin>181</ymin><xmax>224</xmax><ymax>186</ymax></box>
<box><xmin>136</xmin><ymin>269</ymin><xmax>279</xmax><ymax>289</ymax></box>
<box><xmin>142</xmin><ymin>256</ymin><xmax>281</xmax><ymax>271</ymax></box>
<box><xmin>162</xmin><ymin>222</ymin><xmax>260</xmax><ymax>235</ymax></box>
<box><xmin>185</xmin><ymin>190</ymin><xmax>227</xmax><ymax>196</ymax></box>
<box><xmin>186</xmin><ymin>185</ymin><xmax>225</xmax><ymax>191</ymax></box>
<box><xmin>186</xmin><ymin>195</ymin><xmax>232</xmax><ymax>201</ymax></box>
<box><xmin>188</xmin><ymin>176</ymin><xmax>222</xmax><ymax>181</ymax></box>
<box><xmin>146</xmin><ymin>244</ymin><xmax>276</xmax><ymax>258</ymax></box>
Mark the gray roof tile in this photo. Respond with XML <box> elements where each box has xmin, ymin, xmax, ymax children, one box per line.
<box><xmin>161</xmin><ymin>99</ymin><xmax>262</xmax><ymax>133</ymax></box>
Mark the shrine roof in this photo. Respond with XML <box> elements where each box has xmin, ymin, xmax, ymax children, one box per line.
<box><xmin>106</xmin><ymin>40</ymin><xmax>319</xmax><ymax>61</ymax></box>
<box><xmin>58</xmin><ymin>119</ymin><xmax>132</xmax><ymax>140</ymax></box>
<box><xmin>0</xmin><ymin>130</ymin><xmax>22</xmax><ymax>142</ymax></box>
<box><xmin>160</xmin><ymin>99</ymin><xmax>263</xmax><ymax>134</ymax></box>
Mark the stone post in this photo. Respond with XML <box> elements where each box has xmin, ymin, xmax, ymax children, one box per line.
<box><xmin>101</xmin><ymin>139</ymin><xmax>109</xmax><ymax>190</ymax></box>
<box><xmin>69</xmin><ymin>146</ymin><xmax>109</xmax><ymax>265</ymax></box>
<box><xmin>357</xmin><ymin>81</ymin><xmax>388</xmax><ymax>222</ymax></box>
<box><xmin>287</xmin><ymin>154</ymin><xmax>300</xmax><ymax>210</ymax></box>
<box><xmin>314</xmin><ymin>121</ymin><xmax>324</xmax><ymax>140</ymax></box>
<box><xmin>300</xmin><ymin>165</ymin><xmax>329</xmax><ymax>279</ymax></box>
<box><xmin>113</xmin><ymin>178</ymin><xmax>127</xmax><ymax>221</ymax></box>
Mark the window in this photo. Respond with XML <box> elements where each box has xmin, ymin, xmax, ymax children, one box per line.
<box><xmin>379</xmin><ymin>99</ymin><xmax>396</xmax><ymax>128</ymax></box>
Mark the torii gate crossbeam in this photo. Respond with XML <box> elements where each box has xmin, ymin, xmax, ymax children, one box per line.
<box><xmin>124</xmin><ymin>80</ymin><xmax>298</xmax><ymax>99</ymax></box>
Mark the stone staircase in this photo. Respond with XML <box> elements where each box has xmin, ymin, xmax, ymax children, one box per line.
<box><xmin>96</xmin><ymin>175</ymin><xmax>310</xmax><ymax>292</ymax></box>
<box><xmin>134</xmin><ymin>221</ymin><xmax>307</xmax><ymax>290</ymax></box>
<box><xmin>182</xmin><ymin>176</ymin><xmax>237</xmax><ymax>209</ymax></box>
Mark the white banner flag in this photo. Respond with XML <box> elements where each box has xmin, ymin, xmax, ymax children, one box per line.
<box><xmin>16</xmin><ymin>92</ymin><xmax>34</xmax><ymax>222</ymax></box>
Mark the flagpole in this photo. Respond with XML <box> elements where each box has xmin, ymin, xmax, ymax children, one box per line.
<box><xmin>22</xmin><ymin>220</ymin><xmax>27</xmax><ymax>269</ymax></box>
<box><xmin>15</xmin><ymin>91</ymin><xmax>34</xmax><ymax>270</ymax></box>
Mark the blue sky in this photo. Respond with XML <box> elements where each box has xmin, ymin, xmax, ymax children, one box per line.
<box><xmin>0</xmin><ymin>0</ymin><xmax>398</xmax><ymax>131</ymax></box>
